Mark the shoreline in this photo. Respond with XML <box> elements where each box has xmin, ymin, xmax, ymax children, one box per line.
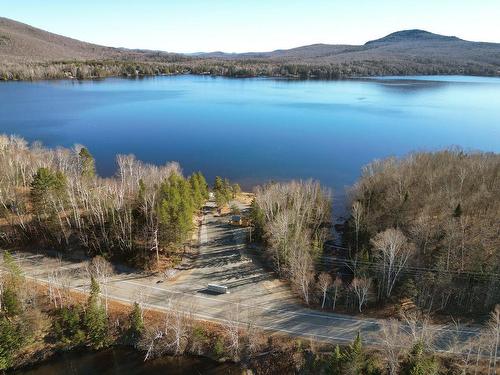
<box><xmin>1</xmin><ymin>64</ymin><xmax>499</xmax><ymax>82</ymax></box>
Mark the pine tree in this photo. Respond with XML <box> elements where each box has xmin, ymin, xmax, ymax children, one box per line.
<box><xmin>84</xmin><ymin>277</ymin><xmax>108</xmax><ymax>349</ymax></box>
<box><xmin>53</xmin><ymin>306</ymin><xmax>85</xmax><ymax>346</ymax></box>
<box><xmin>249</xmin><ymin>199</ymin><xmax>265</xmax><ymax>241</ymax></box>
<box><xmin>329</xmin><ymin>344</ymin><xmax>345</xmax><ymax>375</ymax></box>
<box><xmin>30</xmin><ymin>167</ymin><xmax>66</xmax><ymax>218</ymax></box>
<box><xmin>344</xmin><ymin>332</ymin><xmax>365</xmax><ymax>375</ymax></box>
<box><xmin>1</xmin><ymin>251</ymin><xmax>22</xmax><ymax>317</ymax></box>
<box><xmin>2</xmin><ymin>251</ymin><xmax>22</xmax><ymax>282</ymax></box>
<box><xmin>79</xmin><ymin>147</ymin><xmax>96</xmax><ymax>179</ymax></box>
<box><xmin>127</xmin><ymin>302</ymin><xmax>144</xmax><ymax>345</ymax></box>
<box><xmin>213</xmin><ymin>176</ymin><xmax>232</xmax><ymax>207</ymax></box>
<box><xmin>196</xmin><ymin>172</ymin><xmax>209</xmax><ymax>201</ymax></box>
<box><xmin>0</xmin><ymin>317</ymin><xmax>24</xmax><ymax>370</ymax></box>
<box><xmin>189</xmin><ymin>173</ymin><xmax>204</xmax><ymax>209</ymax></box>
<box><xmin>401</xmin><ymin>341</ymin><xmax>439</xmax><ymax>375</ymax></box>
<box><xmin>0</xmin><ymin>288</ymin><xmax>21</xmax><ymax>317</ymax></box>
<box><xmin>232</xmin><ymin>183</ymin><xmax>241</xmax><ymax>198</ymax></box>
<box><xmin>158</xmin><ymin>173</ymin><xmax>194</xmax><ymax>245</ymax></box>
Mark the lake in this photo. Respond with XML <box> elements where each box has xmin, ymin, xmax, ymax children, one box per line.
<box><xmin>10</xmin><ymin>348</ymin><xmax>241</xmax><ymax>375</ymax></box>
<box><xmin>1</xmin><ymin>75</ymin><xmax>499</xmax><ymax>207</ymax></box>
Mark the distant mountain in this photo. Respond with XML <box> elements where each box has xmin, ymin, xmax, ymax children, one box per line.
<box><xmin>0</xmin><ymin>17</ymin><xmax>122</xmax><ymax>62</ymax></box>
<box><xmin>0</xmin><ymin>17</ymin><xmax>182</xmax><ymax>63</ymax></box>
<box><xmin>194</xmin><ymin>29</ymin><xmax>500</xmax><ymax>68</ymax></box>
<box><xmin>1</xmin><ymin>17</ymin><xmax>499</xmax><ymax>80</ymax></box>
<box><xmin>364</xmin><ymin>29</ymin><xmax>461</xmax><ymax>45</ymax></box>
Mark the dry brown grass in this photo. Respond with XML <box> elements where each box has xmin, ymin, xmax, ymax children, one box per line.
<box><xmin>235</xmin><ymin>192</ymin><xmax>255</xmax><ymax>206</ymax></box>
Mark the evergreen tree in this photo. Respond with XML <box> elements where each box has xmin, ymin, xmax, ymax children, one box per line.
<box><xmin>2</xmin><ymin>251</ymin><xmax>22</xmax><ymax>283</ymax></box>
<box><xmin>214</xmin><ymin>176</ymin><xmax>224</xmax><ymax>194</ymax></box>
<box><xmin>401</xmin><ymin>341</ymin><xmax>439</xmax><ymax>375</ymax></box>
<box><xmin>189</xmin><ymin>173</ymin><xmax>204</xmax><ymax>209</ymax></box>
<box><xmin>329</xmin><ymin>344</ymin><xmax>345</xmax><ymax>375</ymax></box>
<box><xmin>213</xmin><ymin>176</ymin><xmax>232</xmax><ymax>207</ymax></box>
<box><xmin>79</xmin><ymin>147</ymin><xmax>96</xmax><ymax>179</ymax></box>
<box><xmin>0</xmin><ymin>288</ymin><xmax>21</xmax><ymax>317</ymax></box>
<box><xmin>1</xmin><ymin>251</ymin><xmax>22</xmax><ymax>317</ymax></box>
<box><xmin>30</xmin><ymin>167</ymin><xmax>66</xmax><ymax>217</ymax></box>
<box><xmin>53</xmin><ymin>306</ymin><xmax>85</xmax><ymax>346</ymax></box>
<box><xmin>196</xmin><ymin>172</ymin><xmax>209</xmax><ymax>201</ymax></box>
<box><xmin>232</xmin><ymin>183</ymin><xmax>241</xmax><ymax>197</ymax></box>
<box><xmin>0</xmin><ymin>317</ymin><xmax>25</xmax><ymax>370</ymax></box>
<box><xmin>344</xmin><ymin>332</ymin><xmax>366</xmax><ymax>375</ymax></box>
<box><xmin>158</xmin><ymin>173</ymin><xmax>194</xmax><ymax>245</ymax></box>
<box><xmin>223</xmin><ymin>178</ymin><xmax>232</xmax><ymax>200</ymax></box>
<box><xmin>84</xmin><ymin>277</ymin><xmax>108</xmax><ymax>349</ymax></box>
<box><xmin>249</xmin><ymin>199</ymin><xmax>265</xmax><ymax>241</ymax></box>
<box><xmin>127</xmin><ymin>302</ymin><xmax>144</xmax><ymax>345</ymax></box>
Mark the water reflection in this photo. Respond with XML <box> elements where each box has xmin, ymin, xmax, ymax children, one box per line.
<box><xmin>11</xmin><ymin>348</ymin><xmax>241</xmax><ymax>375</ymax></box>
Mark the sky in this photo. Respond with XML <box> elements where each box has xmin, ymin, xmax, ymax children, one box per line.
<box><xmin>1</xmin><ymin>0</ymin><xmax>500</xmax><ymax>53</ymax></box>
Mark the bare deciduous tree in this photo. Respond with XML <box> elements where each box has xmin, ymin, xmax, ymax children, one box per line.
<box><xmin>379</xmin><ymin>319</ymin><xmax>411</xmax><ymax>375</ymax></box>
<box><xmin>141</xmin><ymin>327</ymin><xmax>164</xmax><ymax>361</ymax></box>
<box><xmin>223</xmin><ymin>302</ymin><xmax>242</xmax><ymax>360</ymax></box>
<box><xmin>484</xmin><ymin>305</ymin><xmax>500</xmax><ymax>375</ymax></box>
<box><xmin>317</xmin><ymin>272</ymin><xmax>332</xmax><ymax>309</ymax></box>
<box><xmin>244</xmin><ymin>307</ymin><xmax>261</xmax><ymax>356</ymax></box>
<box><xmin>352</xmin><ymin>201</ymin><xmax>364</xmax><ymax>253</ymax></box>
<box><xmin>371</xmin><ymin>228</ymin><xmax>414</xmax><ymax>299</ymax></box>
<box><xmin>351</xmin><ymin>277</ymin><xmax>371</xmax><ymax>312</ymax></box>
<box><xmin>87</xmin><ymin>256</ymin><xmax>113</xmax><ymax>314</ymax></box>
<box><xmin>332</xmin><ymin>276</ymin><xmax>342</xmax><ymax>310</ymax></box>
<box><xmin>289</xmin><ymin>248</ymin><xmax>314</xmax><ymax>305</ymax></box>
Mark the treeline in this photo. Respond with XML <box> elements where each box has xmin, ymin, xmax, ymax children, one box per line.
<box><xmin>343</xmin><ymin>150</ymin><xmax>500</xmax><ymax>315</ymax></box>
<box><xmin>2</xmin><ymin>58</ymin><xmax>498</xmax><ymax>81</ymax></box>
<box><xmin>0</xmin><ymin>60</ymin><xmax>192</xmax><ymax>81</ymax></box>
<box><xmin>0</xmin><ymin>134</ymin><xmax>208</xmax><ymax>268</ymax></box>
<box><xmin>3</xmin><ymin>252</ymin><xmax>495</xmax><ymax>374</ymax></box>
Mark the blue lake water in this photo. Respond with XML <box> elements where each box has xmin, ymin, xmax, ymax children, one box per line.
<box><xmin>1</xmin><ymin>75</ymin><xmax>499</xmax><ymax>205</ymax></box>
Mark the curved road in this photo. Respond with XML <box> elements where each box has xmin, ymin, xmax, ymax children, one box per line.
<box><xmin>0</xmin><ymin>201</ymin><xmax>481</xmax><ymax>352</ymax></box>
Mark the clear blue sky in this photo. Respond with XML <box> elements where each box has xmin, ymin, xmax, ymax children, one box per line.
<box><xmin>1</xmin><ymin>0</ymin><xmax>499</xmax><ymax>53</ymax></box>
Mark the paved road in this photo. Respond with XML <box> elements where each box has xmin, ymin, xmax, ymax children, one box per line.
<box><xmin>0</xmin><ymin>201</ymin><xmax>481</xmax><ymax>351</ymax></box>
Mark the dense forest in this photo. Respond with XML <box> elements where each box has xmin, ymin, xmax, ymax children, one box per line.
<box><xmin>343</xmin><ymin>150</ymin><xmax>499</xmax><ymax>315</ymax></box>
<box><xmin>250</xmin><ymin>150</ymin><xmax>499</xmax><ymax>319</ymax></box>
<box><xmin>2</xmin><ymin>57</ymin><xmax>498</xmax><ymax>81</ymax></box>
<box><xmin>0</xmin><ymin>134</ymin><xmax>208</xmax><ymax>268</ymax></box>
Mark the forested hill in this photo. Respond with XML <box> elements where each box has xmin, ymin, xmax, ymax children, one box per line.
<box><xmin>0</xmin><ymin>17</ymin><xmax>122</xmax><ymax>62</ymax></box>
<box><xmin>198</xmin><ymin>29</ymin><xmax>500</xmax><ymax>67</ymax></box>
<box><xmin>1</xmin><ymin>16</ymin><xmax>499</xmax><ymax>80</ymax></box>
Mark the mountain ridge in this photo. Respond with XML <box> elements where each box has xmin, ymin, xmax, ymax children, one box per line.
<box><xmin>1</xmin><ymin>17</ymin><xmax>499</xmax><ymax>80</ymax></box>
<box><xmin>365</xmin><ymin>29</ymin><xmax>462</xmax><ymax>45</ymax></box>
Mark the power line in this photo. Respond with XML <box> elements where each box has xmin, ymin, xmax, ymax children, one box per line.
<box><xmin>316</xmin><ymin>256</ymin><xmax>500</xmax><ymax>279</ymax></box>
